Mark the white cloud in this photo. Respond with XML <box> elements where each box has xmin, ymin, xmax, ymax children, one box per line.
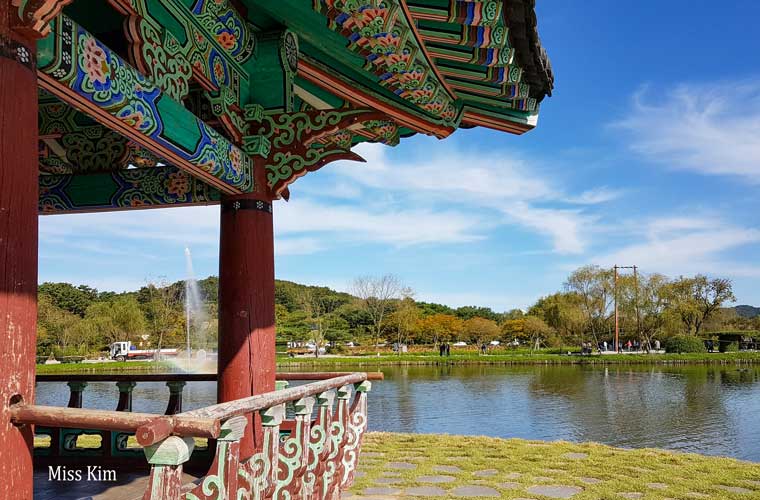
<box><xmin>592</xmin><ymin>215</ymin><xmax>760</xmax><ymax>277</ymax></box>
<box><xmin>321</xmin><ymin>142</ymin><xmax>607</xmax><ymax>254</ymax></box>
<box><xmin>565</xmin><ymin>187</ymin><xmax>626</xmax><ymax>205</ymax></box>
<box><xmin>615</xmin><ymin>81</ymin><xmax>760</xmax><ymax>181</ymax></box>
<box><xmin>501</xmin><ymin>202</ymin><xmax>593</xmax><ymax>254</ymax></box>
<box><xmin>275</xmin><ymin>198</ymin><xmax>485</xmax><ymax>246</ymax></box>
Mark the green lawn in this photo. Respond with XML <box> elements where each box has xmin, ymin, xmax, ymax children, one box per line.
<box><xmin>349</xmin><ymin>432</ymin><xmax>760</xmax><ymax>499</ymax></box>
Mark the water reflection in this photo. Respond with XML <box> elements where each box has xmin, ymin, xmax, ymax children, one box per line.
<box><xmin>35</xmin><ymin>364</ymin><xmax>760</xmax><ymax>461</ymax></box>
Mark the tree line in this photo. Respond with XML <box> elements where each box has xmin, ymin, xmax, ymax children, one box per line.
<box><xmin>36</xmin><ymin>267</ymin><xmax>757</xmax><ymax>357</ymax></box>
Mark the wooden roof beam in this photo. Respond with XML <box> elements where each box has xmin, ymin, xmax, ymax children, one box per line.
<box><xmin>37</xmin><ymin>15</ymin><xmax>255</xmax><ymax>195</ymax></box>
<box><xmin>39</xmin><ymin>166</ymin><xmax>221</xmax><ymax>215</ymax></box>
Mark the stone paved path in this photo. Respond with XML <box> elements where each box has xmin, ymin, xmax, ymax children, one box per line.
<box><xmin>346</xmin><ymin>433</ymin><xmax>760</xmax><ymax>500</ymax></box>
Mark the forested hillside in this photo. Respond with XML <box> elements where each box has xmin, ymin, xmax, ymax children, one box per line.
<box><xmin>37</xmin><ymin>268</ymin><xmax>759</xmax><ymax>358</ymax></box>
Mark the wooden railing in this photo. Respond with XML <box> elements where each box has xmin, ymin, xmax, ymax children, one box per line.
<box><xmin>24</xmin><ymin>372</ymin><xmax>382</xmax><ymax>499</ymax></box>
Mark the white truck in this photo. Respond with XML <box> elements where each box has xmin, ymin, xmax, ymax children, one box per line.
<box><xmin>109</xmin><ymin>341</ymin><xmax>178</xmax><ymax>361</ymax></box>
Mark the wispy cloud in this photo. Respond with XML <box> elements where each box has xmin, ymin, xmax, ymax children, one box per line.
<box><xmin>592</xmin><ymin>215</ymin><xmax>760</xmax><ymax>277</ymax></box>
<box><xmin>277</xmin><ymin>198</ymin><xmax>485</xmax><ymax>246</ymax></box>
<box><xmin>614</xmin><ymin>81</ymin><xmax>760</xmax><ymax>181</ymax></box>
<box><xmin>322</xmin><ymin>143</ymin><xmax>609</xmax><ymax>254</ymax></box>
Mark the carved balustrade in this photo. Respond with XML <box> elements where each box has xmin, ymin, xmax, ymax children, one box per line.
<box><xmin>24</xmin><ymin>372</ymin><xmax>380</xmax><ymax>499</ymax></box>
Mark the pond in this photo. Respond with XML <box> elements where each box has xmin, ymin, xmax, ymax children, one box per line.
<box><xmin>35</xmin><ymin>364</ymin><xmax>760</xmax><ymax>462</ymax></box>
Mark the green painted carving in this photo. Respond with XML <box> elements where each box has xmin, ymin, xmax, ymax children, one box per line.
<box><xmin>206</xmin><ymin>84</ymin><xmax>247</xmax><ymax>143</ymax></box>
<box><xmin>239</xmin><ymin>404</ymin><xmax>284</xmax><ymax>499</ymax></box>
<box><xmin>39</xmin><ymin>166</ymin><xmax>221</xmax><ymax>214</ymax></box>
<box><xmin>37</xmin><ymin>15</ymin><xmax>254</xmax><ymax>192</ymax></box>
<box><xmin>275</xmin><ymin>397</ymin><xmax>315</xmax><ymax>499</ymax></box>
<box><xmin>185</xmin><ymin>416</ymin><xmax>246</xmax><ymax>500</ymax></box>
<box><xmin>341</xmin><ymin>382</ymin><xmax>371</xmax><ymax>489</ymax></box>
<box><xmin>250</xmin><ymin>108</ymin><xmax>387</xmax><ymax>196</ymax></box>
<box><xmin>364</xmin><ymin>119</ymin><xmax>400</xmax><ymax>146</ymax></box>
<box><xmin>126</xmin><ymin>16</ymin><xmax>193</xmax><ymax>101</ymax></box>
<box><xmin>242</xmin><ymin>135</ymin><xmax>271</xmax><ymax>158</ymax></box>
<box><xmin>304</xmin><ymin>390</ymin><xmax>335</xmax><ymax>498</ymax></box>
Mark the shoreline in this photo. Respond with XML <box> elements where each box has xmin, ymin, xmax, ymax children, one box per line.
<box><xmin>35</xmin><ymin>351</ymin><xmax>760</xmax><ymax>374</ymax></box>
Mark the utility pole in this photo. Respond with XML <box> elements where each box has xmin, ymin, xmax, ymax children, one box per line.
<box><xmin>614</xmin><ymin>265</ymin><xmax>637</xmax><ymax>353</ymax></box>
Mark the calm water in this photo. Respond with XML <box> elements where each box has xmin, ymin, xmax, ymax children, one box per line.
<box><xmin>36</xmin><ymin>364</ymin><xmax>760</xmax><ymax>462</ymax></box>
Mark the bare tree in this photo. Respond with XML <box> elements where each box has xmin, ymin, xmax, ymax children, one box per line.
<box><xmin>351</xmin><ymin>274</ymin><xmax>404</xmax><ymax>353</ymax></box>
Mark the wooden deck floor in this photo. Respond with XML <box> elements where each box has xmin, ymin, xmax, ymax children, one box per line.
<box><xmin>33</xmin><ymin>466</ymin><xmax>198</xmax><ymax>499</ymax></box>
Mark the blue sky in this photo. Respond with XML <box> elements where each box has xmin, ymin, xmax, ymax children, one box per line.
<box><xmin>39</xmin><ymin>0</ymin><xmax>760</xmax><ymax>310</ymax></box>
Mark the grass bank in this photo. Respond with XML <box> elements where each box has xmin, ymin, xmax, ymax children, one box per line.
<box><xmin>351</xmin><ymin>432</ymin><xmax>760</xmax><ymax>499</ymax></box>
<box><xmin>278</xmin><ymin>350</ymin><xmax>760</xmax><ymax>367</ymax></box>
<box><xmin>35</xmin><ymin>351</ymin><xmax>760</xmax><ymax>374</ymax></box>
<box><xmin>36</xmin><ymin>360</ymin><xmax>177</xmax><ymax>374</ymax></box>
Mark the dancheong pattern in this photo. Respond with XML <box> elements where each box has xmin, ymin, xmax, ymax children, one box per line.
<box><xmin>114</xmin><ymin>0</ymin><xmax>254</xmax><ymax>142</ymax></box>
<box><xmin>38</xmin><ymin>14</ymin><xmax>253</xmax><ymax>192</ymax></box>
<box><xmin>312</xmin><ymin>0</ymin><xmax>459</xmax><ymax>123</ymax></box>
<box><xmin>39</xmin><ymin>166</ymin><xmax>220</xmax><ymax>213</ymax></box>
<box><xmin>250</xmin><ymin>108</ymin><xmax>388</xmax><ymax>196</ymax></box>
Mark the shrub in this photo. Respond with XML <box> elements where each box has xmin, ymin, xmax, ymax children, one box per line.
<box><xmin>663</xmin><ymin>335</ymin><xmax>706</xmax><ymax>353</ymax></box>
<box><xmin>720</xmin><ymin>341</ymin><xmax>739</xmax><ymax>353</ymax></box>
<box><xmin>325</xmin><ymin>344</ymin><xmax>348</xmax><ymax>355</ymax></box>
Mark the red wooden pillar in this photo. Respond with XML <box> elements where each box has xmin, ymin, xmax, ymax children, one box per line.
<box><xmin>0</xmin><ymin>8</ymin><xmax>39</xmax><ymax>497</ymax></box>
<box><xmin>218</xmin><ymin>186</ymin><xmax>276</xmax><ymax>459</ymax></box>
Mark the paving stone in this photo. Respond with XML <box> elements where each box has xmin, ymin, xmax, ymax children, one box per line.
<box><xmin>446</xmin><ymin>456</ymin><xmax>470</xmax><ymax>461</ymax></box>
<box><xmin>618</xmin><ymin>493</ymin><xmax>643</xmax><ymax>499</ymax></box>
<box><xmin>375</xmin><ymin>477</ymin><xmax>403</xmax><ymax>485</ymax></box>
<box><xmin>563</xmin><ymin>452</ymin><xmax>588</xmax><ymax>460</ymax></box>
<box><xmin>417</xmin><ymin>475</ymin><xmax>456</xmax><ymax>484</ymax></box>
<box><xmin>355</xmin><ymin>471</ymin><xmax>366</xmax><ymax>478</ymax></box>
<box><xmin>506</xmin><ymin>472</ymin><xmax>523</xmax><ymax>479</ymax></box>
<box><xmin>385</xmin><ymin>462</ymin><xmax>417</xmax><ymax>470</ymax></box>
<box><xmin>451</xmin><ymin>485</ymin><xmax>501</xmax><ymax>497</ymax></box>
<box><xmin>363</xmin><ymin>452</ymin><xmax>385</xmax><ymax>458</ymax></box>
<box><xmin>405</xmin><ymin>486</ymin><xmax>447</xmax><ymax>497</ymax></box>
<box><xmin>579</xmin><ymin>477</ymin><xmax>602</xmax><ymax>484</ymax></box>
<box><xmin>499</xmin><ymin>482</ymin><xmax>521</xmax><ymax>489</ymax></box>
<box><xmin>526</xmin><ymin>485</ymin><xmax>583</xmax><ymax>498</ymax></box>
<box><xmin>473</xmin><ymin>469</ymin><xmax>498</xmax><ymax>477</ymax></box>
<box><xmin>362</xmin><ymin>486</ymin><xmax>401</xmax><ymax>496</ymax></box>
<box><xmin>433</xmin><ymin>465</ymin><xmax>463</xmax><ymax>473</ymax></box>
<box><xmin>647</xmin><ymin>483</ymin><xmax>668</xmax><ymax>490</ymax></box>
<box><xmin>717</xmin><ymin>485</ymin><xmax>753</xmax><ymax>494</ymax></box>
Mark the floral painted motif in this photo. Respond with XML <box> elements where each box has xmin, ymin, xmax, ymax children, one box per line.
<box><xmin>165</xmin><ymin>171</ymin><xmax>190</xmax><ymax>197</ymax></box>
<box><xmin>229</xmin><ymin>147</ymin><xmax>241</xmax><ymax>174</ymax></box>
<box><xmin>83</xmin><ymin>37</ymin><xmax>110</xmax><ymax>89</ymax></box>
<box><xmin>39</xmin><ymin>16</ymin><xmax>253</xmax><ymax>192</ymax></box>
<box><xmin>216</xmin><ymin>31</ymin><xmax>236</xmax><ymax>50</ymax></box>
